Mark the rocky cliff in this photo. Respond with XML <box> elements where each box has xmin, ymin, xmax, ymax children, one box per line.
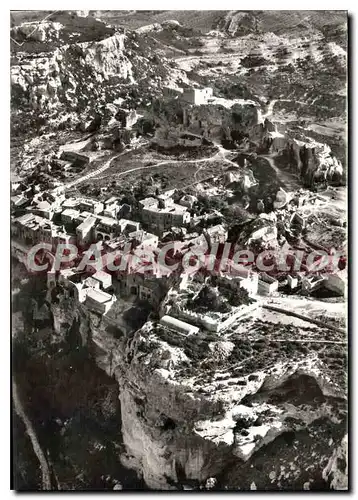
<box><xmin>11</xmin><ymin>14</ymin><xmax>188</xmax><ymax>137</ymax></box>
<box><xmin>50</xmin><ymin>297</ymin><xmax>347</xmax><ymax>490</ymax></box>
<box><xmin>148</xmin><ymin>97</ymin><xmax>344</xmax><ymax>187</ymax></box>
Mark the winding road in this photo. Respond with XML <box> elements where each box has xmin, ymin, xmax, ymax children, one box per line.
<box><xmin>82</xmin><ymin>142</ymin><xmax>237</xmax><ymax>185</ymax></box>
<box><xmin>65</xmin><ymin>157</ymin><xmax>117</xmax><ymax>189</ymax></box>
<box><xmin>52</xmin><ymin>140</ymin><xmax>149</xmax><ymax>193</ymax></box>
<box><xmin>56</xmin><ymin>135</ymin><xmax>296</xmax><ymax>198</ymax></box>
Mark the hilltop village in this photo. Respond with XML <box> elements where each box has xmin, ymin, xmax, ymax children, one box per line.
<box><xmin>12</xmin><ymin>83</ymin><xmax>346</xmax><ymax>332</ymax></box>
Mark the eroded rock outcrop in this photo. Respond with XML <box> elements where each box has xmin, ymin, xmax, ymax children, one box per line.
<box><xmin>11</xmin><ymin>35</ymin><xmax>133</xmax><ymax>121</ymax></box>
<box><xmin>11</xmin><ymin>17</ymin><xmax>187</xmax><ymax>136</ymax></box>
<box><xmin>11</xmin><ymin>20</ymin><xmax>63</xmax><ymax>43</ymax></box>
<box><xmin>149</xmin><ymin>97</ymin><xmax>259</xmax><ymax>147</ymax></box>
<box><xmin>322</xmin><ymin>434</ymin><xmax>348</xmax><ymax>490</ymax></box>
<box><xmin>287</xmin><ymin>139</ymin><xmax>344</xmax><ymax>186</ymax></box>
<box><xmin>49</xmin><ymin>298</ymin><xmax>347</xmax><ymax>490</ymax></box>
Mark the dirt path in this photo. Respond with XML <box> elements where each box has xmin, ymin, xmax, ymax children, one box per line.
<box><xmin>258</xmin><ymin>98</ymin><xmax>308</xmax><ymax>123</ymax></box>
<box><xmin>12</xmin><ymin>378</ymin><xmax>52</xmax><ymax>490</ymax></box>
<box><xmin>259</xmin><ymin>153</ymin><xmax>301</xmax><ymax>192</ymax></box>
<box><xmin>263</xmin><ymin>304</ymin><xmax>346</xmax><ymax>335</ymax></box>
<box><xmin>261</xmin><ymin>338</ymin><xmax>346</xmax><ymax>344</ymax></box>
<box><xmin>54</xmin><ymin>141</ymin><xmax>148</xmax><ymax>193</ymax></box>
<box><xmin>258</xmin><ymin>99</ymin><xmax>278</xmax><ymax>122</ymax></box>
<box><xmin>103</xmin><ymin>143</ymin><xmax>236</xmax><ymax>183</ymax></box>
<box><xmin>65</xmin><ymin>157</ymin><xmax>117</xmax><ymax>189</ymax></box>
<box><xmin>65</xmin><ymin>149</ymin><xmax>133</xmax><ymax>189</ymax></box>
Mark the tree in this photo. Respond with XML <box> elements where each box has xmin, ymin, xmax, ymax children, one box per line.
<box><xmin>193</xmin><ymin>286</ymin><xmax>231</xmax><ymax>313</ymax></box>
<box><xmin>135</xmin><ymin>180</ymin><xmax>151</xmax><ymax>200</ymax></box>
<box><xmin>223</xmin><ymin>204</ymin><xmax>250</xmax><ymax>226</ymax></box>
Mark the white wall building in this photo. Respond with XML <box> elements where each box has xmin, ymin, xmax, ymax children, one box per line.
<box><xmin>181</xmin><ymin>87</ymin><xmax>213</xmax><ymax>106</ymax></box>
<box><xmin>258</xmin><ymin>273</ymin><xmax>279</xmax><ymax>295</ymax></box>
<box><xmin>160</xmin><ymin>315</ymin><xmax>199</xmax><ymax>335</ymax></box>
<box><xmin>85</xmin><ymin>288</ymin><xmax>116</xmax><ymax>315</ymax></box>
<box><xmin>76</xmin><ymin>216</ymin><xmax>97</xmax><ymax>246</ymax></box>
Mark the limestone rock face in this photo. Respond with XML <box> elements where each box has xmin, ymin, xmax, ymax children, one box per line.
<box><xmin>322</xmin><ymin>434</ymin><xmax>348</xmax><ymax>490</ymax></box>
<box><xmin>286</xmin><ymin>139</ymin><xmax>344</xmax><ymax>187</ymax></box>
<box><xmin>48</xmin><ymin>295</ymin><xmax>347</xmax><ymax>490</ymax></box>
<box><xmin>150</xmin><ymin>98</ymin><xmax>259</xmax><ymax>146</ymax></box>
<box><xmin>11</xmin><ymin>24</ymin><xmax>186</xmax><ymax>135</ymax></box>
<box><xmin>82</xmin><ymin>34</ymin><xmax>133</xmax><ymax>81</ymax></box>
<box><xmin>11</xmin><ymin>36</ymin><xmax>133</xmax><ymax>120</ymax></box>
<box><xmin>11</xmin><ymin>21</ymin><xmax>63</xmax><ymax>43</ymax></box>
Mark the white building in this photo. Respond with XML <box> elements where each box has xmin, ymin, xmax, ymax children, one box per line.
<box><xmin>78</xmin><ymin>198</ymin><xmax>104</xmax><ymax>215</ymax></box>
<box><xmin>95</xmin><ymin>215</ymin><xmax>119</xmax><ymax>241</ymax></box>
<box><xmin>139</xmin><ymin>196</ymin><xmax>191</xmax><ymax>234</ymax></box>
<box><xmin>76</xmin><ymin>216</ymin><xmax>97</xmax><ymax>246</ymax></box>
<box><xmin>128</xmin><ymin>230</ymin><xmax>159</xmax><ymax>250</ymax></box>
<box><xmin>61</xmin><ymin>208</ymin><xmax>80</xmax><ymax>224</ymax></box>
<box><xmin>62</xmin><ymin>198</ymin><xmax>81</xmax><ymax>210</ymax></box>
<box><xmin>181</xmin><ymin>87</ymin><xmax>213</xmax><ymax>106</ymax></box>
<box><xmin>287</xmin><ymin>275</ymin><xmax>299</xmax><ymax>290</ymax></box>
<box><xmin>92</xmin><ymin>270</ymin><xmax>112</xmax><ymax>290</ymax></box>
<box><xmin>204</xmin><ymin>224</ymin><xmax>228</xmax><ymax>246</ymax></box>
<box><xmin>160</xmin><ymin>315</ymin><xmax>199</xmax><ymax>335</ymax></box>
<box><xmin>118</xmin><ymin>219</ymin><xmax>141</xmax><ymax>234</ymax></box>
<box><xmin>85</xmin><ymin>288</ymin><xmax>116</xmax><ymax>315</ymax></box>
<box><xmin>221</xmin><ymin>267</ymin><xmax>259</xmax><ymax>297</ymax></box>
<box><xmin>258</xmin><ymin>273</ymin><xmax>279</xmax><ymax>295</ymax></box>
<box><xmin>301</xmin><ymin>274</ymin><xmax>325</xmax><ymax>294</ymax></box>
<box><xmin>103</xmin><ymin>197</ymin><xmax>120</xmax><ymax>218</ymax></box>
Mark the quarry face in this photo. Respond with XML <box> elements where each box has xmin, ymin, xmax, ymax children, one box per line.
<box><xmin>11</xmin><ymin>10</ymin><xmax>347</xmax><ymax>491</ymax></box>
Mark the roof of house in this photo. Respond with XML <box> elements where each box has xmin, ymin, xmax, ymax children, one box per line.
<box><xmin>104</xmin><ymin>236</ymin><xmax>127</xmax><ymax>251</ymax></box>
<box><xmin>84</xmin><ymin>277</ymin><xmax>100</xmax><ymax>289</ymax></box>
<box><xmin>15</xmin><ymin>213</ymin><xmax>51</xmax><ymax>231</ymax></box>
<box><xmin>143</xmin><ymin>202</ymin><xmax>188</xmax><ymax>215</ymax></box>
<box><xmin>86</xmin><ymin>288</ymin><xmax>113</xmax><ymax>304</ymax></box>
<box><xmin>11</xmin><ymin>195</ymin><xmax>28</xmax><ymax>206</ymax></box>
<box><xmin>36</xmin><ymin>200</ymin><xmax>52</xmax><ymax>211</ymax></box>
<box><xmin>139</xmin><ymin>197</ymin><xmax>157</xmax><ymax>208</ymax></box>
<box><xmin>79</xmin><ymin>199</ymin><xmax>94</xmax><ymax>207</ymax></box>
<box><xmin>76</xmin><ymin>216</ymin><xmax>97</xmax><ymax>232</ymax></box>
<box><xmin>193</xmin><ymin>210</ymin><xmax>224</xmax><ymax>222</ymax></box>
<box><xmin>105</xmin><ymin>196</ymin><xmax>118</xmax><ymax>205</ymax></box>
<box><xmin>160</xmin><ymin>315</ymin><xmax>199</xmax><ymax>334</ymax></box>
<box><xmin>62</xmin><ymin>198</ymin><xmax>80</xmax><ymax>208</ymax></box>
<box><xmin>129</xmin><ymin>229</ymin><xmax>157</xmax><ymax>241</ymax></box>
<box><xmin>62</xmin><ymin>208</ymin><xmax>80</xmax><ymax>218</ymax></box>
<box><xmin>16</xmin><ymin>213</ymin><xmax>35</xmax><ymax>225</ymax></box>
<box><xmin>118</xmin><ymin>218</ymin><xmax>138</xmax><ymax>229</ymax></box>
<box><xmin>77</xmin><ymin>211</ymin><xmax>94</xmax><ymax>220</ymax></box>
<box><xmin>92</xmin><ymin>270</ymin><xmax>112</xmax><ymax>283</ymax></box>
<box><xmin>97</xmin><ymin>215</ymin><xmax>118</xmax><ymax>227</ymax></box>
